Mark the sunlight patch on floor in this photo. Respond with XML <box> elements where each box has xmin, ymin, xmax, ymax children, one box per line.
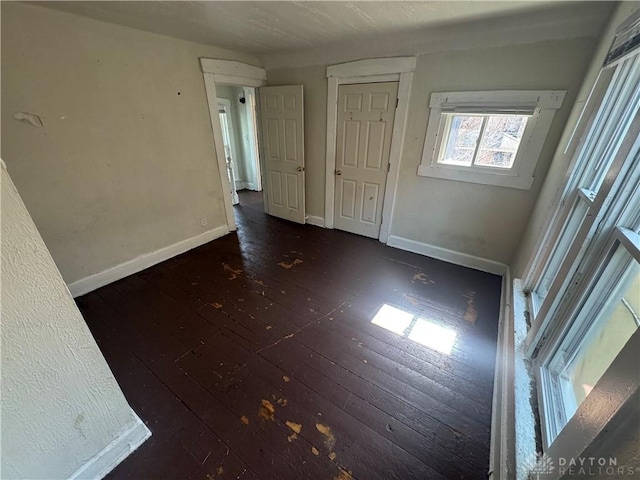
<box><xmin>371</xmin><ymin>304</ymin><xmax>456</xmax><ymax>355</ymax></box>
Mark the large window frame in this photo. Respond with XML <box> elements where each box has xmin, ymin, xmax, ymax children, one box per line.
<box><xmin>524</xmin><ymin>53</ymin><xmax>640</xmax><ymax>358</ymax></box>
<box><xmin>521</xmin><ymin>34</ymin><xmax>640</xmax><ymax>453</ymax></box>
<box><xmin>537</xmin><ymin>227</ymin><xmax>640</xmax><ymax>446</ymax></box>
<box><xmin>418</xmin><ymin>90</ymin><xmax>565</xmax><ymax>190</ymax></box>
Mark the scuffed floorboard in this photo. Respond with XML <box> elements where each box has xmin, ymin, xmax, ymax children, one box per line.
<box><xmin>77</xmin><ymin>190</ymin><xmax>502</xmax><ymax>480</ymax></box>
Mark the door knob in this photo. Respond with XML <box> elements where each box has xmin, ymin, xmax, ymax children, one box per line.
<box><xmin>335</xmin><ymin>170</ymin><xmax>342</xmax><ymax>176</ymax></box>
<box><xmin>297</xmin><ymin>166</ymin><xmax>304</xmax><ymax>172</ymax></box>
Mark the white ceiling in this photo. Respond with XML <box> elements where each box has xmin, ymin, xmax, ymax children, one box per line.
<box><xmin>35</xmin><ymin>1</ymin><xmax>605</xmax><ymax>56</ymax></box>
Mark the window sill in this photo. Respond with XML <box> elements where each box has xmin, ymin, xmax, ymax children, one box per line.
<box><xmin>417</xmin><ymin>164</ymin><xmax>534</xmax><ymax>190</ymax></box>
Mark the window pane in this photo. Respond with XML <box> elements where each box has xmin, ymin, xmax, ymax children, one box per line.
<box><xmin>439</xmin><ymin>115</ymin><xmax>482</xmax><ymax>166</ymax></box>
<box><xmin>550</xmin><ymin>252</ymin><xmax>639</xmax><ymax>436</ymax></box>
<box><xmin>535</xmin><ymin>197</ymin><xmax>591</xmax><ymax>309</ymax></box>
<box><xmin>475</xmin><ymin>115</ymin><xmax>528</xmax><ymax>168</ymax></box>
<box><xmin>567</xmin><ymin>263</ymin><xmax>639</xmax><ymax>405</ymax></box>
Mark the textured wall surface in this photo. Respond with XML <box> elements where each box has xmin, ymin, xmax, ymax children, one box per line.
<box><xmin>1</xmin><ymin>162</ymin><xmax>143</xmax><ymax>478</ymax></box>
<box><xmin>0</xmin><ymin>2</ymin><xmax>259</xmax><ymax>285</ymax></box>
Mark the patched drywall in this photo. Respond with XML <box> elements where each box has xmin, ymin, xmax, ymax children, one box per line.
<box><xmin>267</xmin><ymin>37</ymin><xmax>597</xmax><ymax>262</ymax></box>
<box><xmin>1</xmin><ymin>162</ymin><xmax>147</xmax><ymax>478</ymax></box>
<box><xmin>0</xmin><ymin>2</ymin><xmax>260</xmax><ymax>285</ymax></box>
<box><xmin>512</xmin><ymin>2</ymin><xmax>640</xmax><ymax>278</ymax></box>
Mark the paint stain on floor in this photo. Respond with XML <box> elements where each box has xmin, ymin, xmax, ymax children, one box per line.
<box><xmin>328</xmin><ymin>452</ymin><xmax>337</xmax><ymax>461</ymax></box>
<box><xmin>333</xmin><ymin>468</ymin><xmax>354</xmax><ymax>480</ymax></box>
<box><xmin>287</xmin><ymin>432</ymin><xmax>298</xmax><ymax>442</ymax></box>
<box><xmin>316</xmin><ymin>423</ymin><xmax>336</xmax><ymax>449</ymax></box>
<box><xmin>211</xmin><ymin>302</ymin><xmax>223</xmax><ymax>309</ymax></box>
<box><xmin>258</xmin><ymin>399</ymin><xmax>275</xmax><ymax>421</ymax></box>
<box><xmin>240</xmin><ymin>415</ymin><xmax>250</xmax><ymax>425</ymax></box>
<box><xmin>277</xmin><ymin>398</ymin><xmax>288</xmax><ymax>406</ymax></box>
<box><xmin>222</xmin><ymin>263</ymin><xmax>243</xmax><ymax>280</ymax></box>
<box><xmin>285</xmin><ymin>421</ymin><xmax>302</xmax><ymax>434</ymax></box>
<box><xmin>282</xmin><ymin>375</ymin><xmax>290</xmax><ymax>383</ymax></box>
<box><xmin>402</xmin><ymin>292</ymin><xmax>421</xmax><ymax>307</ymax></box>
<box><xmin>463</xmin><ymin>291</ymin><xmax>478</xmax><ymax>324</ymax></box>
<box><xmin>311</xmin><ymin>446</ymin><xmax>319</xmax><ymax>456</ymax></box>
<box><xmin>278</xmin><ymin>258</ymin><xmax>303</xmax><ymax>269</ymax></box>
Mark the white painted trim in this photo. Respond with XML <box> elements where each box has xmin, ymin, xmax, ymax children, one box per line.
<box><xmin>488</xmin><ymin>270</ymin><xmax>515</xmax><ymax>480</ymax></box>
<box><xmin>339</xmin><ymin>73</ymin><xmax>400</xmax><ymax>84</ymax></box>
<box><xmin>200</xmin><ymin>58</ymin><xmax>266</xmax><ymax>81</ymax></box>
<box><xmin>386</xmin><ymin>235</ymin><xmax>508</xmax><ymax>276</ymax></box>
<box><xmin>324</xmin><ymin>57</ymin><xmax>417</xmax><ymax>238</ymax></box>
<box><xmin>218</xmin><ymin>98</ymin><xmax>241</xmax><ymax>203</ymax></box>
<box><xmin>305</xmin><ymin>215</ymin><xmax>326</xmax><ymax>228</ymax></box>
<box><xmin>68</xmin><ymin>415</ymin><xmax>151</xmax><ymax>480</ymax></box>
<box><xmin>68</xmin><ymin>226</ymin><xmax>229</xmax><ymax>297</ymax></box>
<box><xmin>418</xmin><ymin>90</ymin><xmax>566</xmax><ymax>191</ymax></box>
<box><xmin>379</xmin><ymin>71</ymin><xmax>413</xmax><ymax>243</ymax></box>
<box><xmin>201</xmin><ymin>59</ymin><xmax>267</xmax><ymax>232</ymax></box>
<box><xmin>203</xmin><ymin>73</ymin><xmax>237</xmax><ymax>230</ymax></box>
<box><xmin>324</xmin><ymin>76</ymin><xmax>339</xmax><ymax>229</ymax></box>
<box><xmin>214</xmin><ymin>75</ymin><xmax>265</xmax><ymax>88</ymax></box>
<box><xmin>327</xmin><ymin>57</ymin><xmax>417</xmax><ymax>77</ymax></box>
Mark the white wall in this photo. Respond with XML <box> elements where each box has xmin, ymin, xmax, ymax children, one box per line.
<box><xmin>1</xmin><ymin>161</ymin><xmax>150</xmax><ymax>479</ymax></box>
<box><xmin>0</xmin><ymin>2</ymin><xmax>260</xmax><ymax>288</ymax></box>
<box><xmin>267</xmin><ymin>37</ymin><xmax>597</xmax><ymax>263</ymax></box>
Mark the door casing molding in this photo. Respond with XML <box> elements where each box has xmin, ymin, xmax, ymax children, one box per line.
<box><xmin>325</xmin><ymin>57</ymin><xmax>416</xmax><ymax>242</ymax></box>
<box><xmin>201</xmin><ymin>58</ymin><xmax>267</xmax><ymax>231</ymax></box>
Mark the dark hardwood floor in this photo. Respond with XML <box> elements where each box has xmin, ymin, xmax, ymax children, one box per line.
<box><xmin>77</xmin><ymin>190</ymin><xmax>502</xmax><ymax>480</ymax></box>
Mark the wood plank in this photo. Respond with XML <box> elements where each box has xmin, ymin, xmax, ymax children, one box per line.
<box><xmin>75</xmin><ymin>190</ymin><xmax>502</xmax><ymax>480</ymax></box>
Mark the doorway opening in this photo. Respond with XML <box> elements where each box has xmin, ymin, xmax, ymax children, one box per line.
<box><xmin>201</xmin><ymin>59</ymin><xmax>305</xmax><ymax>230</ymax></box>
<box><xmin>216</xmin><ymin>85</ymin><xmax>262</xmax><ymax>208</ymax></box>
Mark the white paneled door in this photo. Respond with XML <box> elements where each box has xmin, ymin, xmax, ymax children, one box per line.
<box><xmin>258</xmin><ymin>85</ymin><xmax>305</xmax><ymax>224</ymax></box>
<box><xmin>334</xmin><ymin>82</ymin><xmax>398</xmax><ymax>238</ymax></box>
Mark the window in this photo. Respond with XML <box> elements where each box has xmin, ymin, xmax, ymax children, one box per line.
<box><xmin>418</xmin><ymin>90</ymin><xmax>566</xmax><ymax>189</ymax></box>
<box><xmin>438</xmin><ymin>113</ymin><xmax>529</xmax><ymax>168</ymax></box>
<box><xmin>539</xmin><ymin>230</ymin><xmax>640</xmax><ymax>444</ymax></box>
<box><xmin>525</xmin><ymin>53</ymin><xmax>640</xmax><ymax>350</ymax></box>
<box><xmin>521</xmin><ymin>21</ymin><xmax>640</xmax><ymax>453</ymax></box>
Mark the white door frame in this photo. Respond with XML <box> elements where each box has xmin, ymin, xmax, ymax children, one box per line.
<box><xmin>217</xmin><ymin>98</ymin><xmax>241</xmax><ymax>193</ymax></box>
<box><xmin>243</xmin><ymin>87</ymin><xmax>262</xmax><ymax>192</ymax></box>
<box><xmin>324</xmin><ymin>57</ymin><xmax>416</xmax><ymax>242</ymax></box>
<box><xmin>201</xmin><ymin>58</ymin><xmax>267</xmax><ymax>231</ymax></box>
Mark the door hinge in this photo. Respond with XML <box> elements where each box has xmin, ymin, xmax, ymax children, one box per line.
<box><xmin>395</xmin><ymin>98</ymin><xmax>399</xmax><ymax>108</ymax></box>
<box><xmin>387</xmin><ymin>163</ymin><xmax>391</xmax><ymax>172</ymax></box>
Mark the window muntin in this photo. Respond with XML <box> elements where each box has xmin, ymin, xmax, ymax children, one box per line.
<box><xmin>438</xmin><ymin>113</ymin><xmax>529</xmax><ymax>169</ymax></box>
<box><xmin>541</xmin><ymin>240</ymin><xmax>640</xmax><ymax>444</ymax></box>
<box><xmin>530</xmin><ymin>56</ymin><xmax>640</xmax><ymax>316</ymax></box>
<box><xmin>418</xmin><ymin>90</ymin><xmax>565</xmax><ymax>190</ymax></box>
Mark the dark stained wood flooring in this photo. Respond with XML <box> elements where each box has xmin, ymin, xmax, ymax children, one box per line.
<box><xmin>78</xmin><ymin>190</ymin><xmax>502</xmax><ymax>480</ymax></box>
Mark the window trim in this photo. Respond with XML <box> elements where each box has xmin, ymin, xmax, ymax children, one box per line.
<box><xmin>524</xmin><ymin>101</ymin><xmax>640</xmax><ymax>359</ymax></box>
<box><xmin>524</xmin><ymin>56</ymin><xmax>640</xmax><ymax>297</ymax></box>
<box><xmin>417</xmin><ymin>90</ymin><xmax>566</xmax><ymax>190</ymax></box>
<box><xmin>536</xmin><ymin>227</ymin><xmax>640</xmax><ymax>449</ymax></box>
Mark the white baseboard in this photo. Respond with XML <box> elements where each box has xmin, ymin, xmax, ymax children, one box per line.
<box><xmin>386</xmin><ymin>235</ymin><xmax>508</xmax><ymax>276</ymax></box>
<box><xmin>305</xmin><ymin>215</ymin><xmax>326</xmax><ymax>228</ymax></box>
<box><xmin>67</xmin><ymin>225</ymin><xmax>229</xmax><ymax>297</ymax></box>
<box><xmin>68</xmin><ymin>415</ymin><xmax>151</xmax><ymax>480</ymax></box>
